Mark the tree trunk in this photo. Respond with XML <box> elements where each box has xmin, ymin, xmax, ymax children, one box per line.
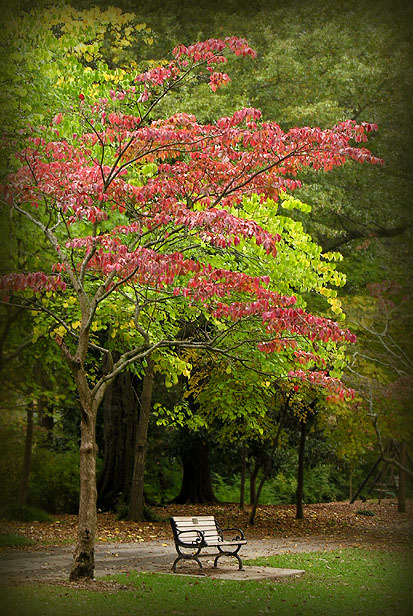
<box><xmin>240</xmin><ymin>443</ymin><xmax>246</xmax><ymax>510</ymax></box>
<box><xmin>37</xmin><ymin>396</ymin><xmax>54</xmax><ymax>444</ymax></box>
<box><xmin>248</xmin><ymin>399</ymin><xmax>291</xmax><ymax>525</ymax></box>
<box><xmin>295</xmin><ymin>420</ymin><xmax>307</xmax><ymax>520</ymax></box>
<box><xmin>69</xmin><ymin>407</ymin><xmax>98</xmax><ymax>581</ymax></box>
<box><xmin>398</xmin><ymin>440</ymin><xmax>406</xmax><ymax>513</ymax></box>
<box><xmin>35</xmin><ymin>364</ymin><xmax>54</xmax><ymax>444</ymax></box>
<box><xmin>128</xmin><ymin>358</ymin><xmax>154</xmax><ymax>521</ymax></box>
<box><xmin>173</xmin><ymin>431</ymin><xmax>219</xmax><ymax>504</ymax></box>
<box><xmin>97</xmin><ymin>369</ymin><xmax>138</xmax><ymax>511</ymax></box>
<box><xmin>249</xmin><ymin>461</ymin><xmax>260</xmax><ymax>507</ymax></box>
<box><xmin>17</xmin><ymin>404</ymin><xmax>34</xmax><ymax>508</ymax></box>
<box><xmin>248</xmin><ymin>463</ymin><xmax>265</xmax><ymax>525</ymax></box>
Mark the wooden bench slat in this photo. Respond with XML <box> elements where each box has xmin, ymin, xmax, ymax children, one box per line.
<box><xmin>172</xmin><ymin>516</ymin><xmax>216</xmax><ymax>521</ymax></box>
<box><xmin>175</xmin><ymin>522</ymin><xmax>216</xmax><ymax>528</ymax></box>
<box><xmin>175</xmin><ymin>526</ymin><xmax>217</xmax><ymax>531</ymax></box>
<box><xmin>176</xmin><ymin>526</ymin><xmax>217</xmax><ymax>533</ymax></box>
<box><xmin>177</xmin><ymin>534</ymin><xmax>220</xmax><ymax>542</ymax></box>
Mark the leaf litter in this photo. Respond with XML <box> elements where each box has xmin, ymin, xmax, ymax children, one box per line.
<box><xmin>1</xmin><ymin>499</ymin><xmax>411</xmax><ymax>552</ymax></box>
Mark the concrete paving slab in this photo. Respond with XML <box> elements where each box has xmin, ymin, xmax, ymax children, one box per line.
<box><xmin>210</xmin><ymin>566</ymin><xmax>305</xmax><ymax>580</ymax></box>
<box><xmin>164</xmin><ymin>566</ymin><xmax>305</xmax><ymax>581</ymax></box>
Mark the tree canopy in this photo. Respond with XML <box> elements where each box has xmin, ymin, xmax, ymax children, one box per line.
<box><xmin>0</xmin><ymin>0</ymin><xmax>411</xmax><ymax>581</ymax></box>
<box><xmin>0</xmin><ymin>31</ymin><xmax>386</xmax><ymax>577</ymax></box>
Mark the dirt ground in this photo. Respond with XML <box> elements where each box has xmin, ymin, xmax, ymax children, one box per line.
<box><xmin>0</xmin><ymin>499</ymin><xmax>412</xmax><ymax>586</ymax></box>
<box><xmin>2</xmin><ymin>499</ymin><xmax>412</xmax><ymax>548</ymax></box>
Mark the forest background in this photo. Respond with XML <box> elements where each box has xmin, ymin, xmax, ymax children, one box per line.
<box><xmin>0</xmin><ymin>0</ymin><xmax>412</xmax><ymax>536</ymax></box>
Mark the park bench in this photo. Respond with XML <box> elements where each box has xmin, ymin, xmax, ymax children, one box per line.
<box><xmin>170</xmin><ymin>515</ymin><xmax>247</xmax><ymax>573</ymax></box>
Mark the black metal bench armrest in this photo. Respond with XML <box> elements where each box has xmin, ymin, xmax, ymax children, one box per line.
<box><xmin>221</xmin><ymin>527</ymin><xmax>245</xmax><ymax>541</ymax></box>
<box><xmin>175</xmin><ymin>529</ymin><xmax>204</xmax><ymax>546</ymax></box>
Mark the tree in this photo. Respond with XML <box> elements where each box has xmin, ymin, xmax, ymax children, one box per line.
<box><xmin>343</xmin><ymin>283</ymin><xmax>413</xmax><ymax>482</ymax></box>
<box><xmin>0</xmin><ymin>37</ymin><xmax>381</xmax><ymax>579</ymax></box>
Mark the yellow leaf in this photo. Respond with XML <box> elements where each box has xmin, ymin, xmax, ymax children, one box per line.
<box><xmin>73</xmin><ymin>43</ymin><xmax>87</xmax><ymax>54</ymax></box>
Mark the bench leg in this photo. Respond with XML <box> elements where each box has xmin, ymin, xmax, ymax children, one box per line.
<box><xmin>213</xmin><ymin>550</ymin><xmax>244</xmax><ymax>571</ymax></box>
<box><xmin>172</xmin><ymin>554</ymin><xmax>203</xmax><ymax>573</ymax></box>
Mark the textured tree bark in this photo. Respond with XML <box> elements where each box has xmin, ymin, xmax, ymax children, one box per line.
<box><xmin>97</xmin><ymin>369</ymin><xmax>138</xmax><ymax>511</ymax></box>
<box><xmin>17</xmin><ymin>404</ymin><xmax>34</xmax><ymax>508</ymax></box>
<box><xmin>239</xmin><ymin>443</ymin><xmax>246</xmax><ymax>510</ymax></box>
<box><xmin>69</xmin><ymin>406</ymin><xmax>98</xmax><ymax>581</ymax></box>
<box><xmin>35</xmin><ymin>364</ymin><xmax>54</xmax><ymax>444</ymax></box>
<box><xmin>398</xmin><ymin>441</ymin><xmax>406</xmax><ymax>513</ymax></box>
<box><xmin>249</xmin><ymin>461</ymin><xmax>260</xmax><ymax>507</ymax></box>
<box><xmin>248</xmin><ymin>463</ymin><xmax>262</xmax><ymax>525</ymax></box>
<box><xmin>128</xmin><ymin>358</ymin><xmax>154</xmax><ymax>521</ymax></box>
<box><xmin>173</xmin><ymin>431</ymin><xmax>219</xmax><ymax>504</ymax></box>
<box><xmin>295</xmin><ymin>420</ymin><xmax>307</xmax><ymax>520</ymax></box>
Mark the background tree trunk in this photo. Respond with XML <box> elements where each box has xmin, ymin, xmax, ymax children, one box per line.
<box><xmin>128</xmin><ymin>358</ymin><xmax>154</xmax><ymax>521</ymax></box>
<box><xmin>17</xmin><ymin>404</ymin><xmax>33</xmax><ymax>508</ymax></box>
<box><xmin>173</xmin><ymin>431</ymin><xmax>219</xmax><ymax>504</ymax></box>
<box><xmin>248</xmin><ymin>404</ymin><xmax>289</xmax><ymax>525</ymax></box>
<box><xmin>70</xmin><ymin>407</ymin><xmax>98</xmax><ymax>581</ymax></box>
<box><xmin>295</xmin><ymin>420</ymin><xmax>307</xmax><ymax>520</ymax></box>
<box><xmin>97</xmin><ymin>369</ymin><xmax>139</xmax><ymax>511</ymax></box>
<box><xmin>398</xmin><ymin>440</ymin><xmax>406</xmax><ymax>513</ymax></box>
<box><xmin>249</xmin><ymin>461</ymin><xmax>260</xmax><ymax>507</ymax></box>
<box><xmin>35</xmin><ymin>364</ymin><xmax>54</xmax><ymax>445</ymax></box>
<box><xmin>239</xmin><ymin>443</ymin><xmax>246</xmax><ymax>510</ymax></box>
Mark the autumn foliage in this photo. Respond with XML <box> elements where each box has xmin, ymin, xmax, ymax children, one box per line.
<box><xmin>1</xmin><ymin>39</ymin><xmax>381</xmax><ymax>389</ymax></box>
<box><xmin>0</xmin><ymin>37</ymin><xmax>383</xmax><ymax>578</ymax></box>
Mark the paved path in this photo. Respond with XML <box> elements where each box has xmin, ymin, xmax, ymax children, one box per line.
<box><xmin>0</xmin><ymin>536</ymin><xmax>347</xmax><ymax>584</ymax></box>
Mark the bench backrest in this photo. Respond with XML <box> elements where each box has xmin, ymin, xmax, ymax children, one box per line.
<box><xmin>170</xmin><ymin>515</ymin><xmax>222</xmax><ymax>544</ymax></box>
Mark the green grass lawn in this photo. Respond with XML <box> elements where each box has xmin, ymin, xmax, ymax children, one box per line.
<box><xmin>0</xmin><ymin>533</ymin><xmax>35</xmax><ymax>548</ymax></box>
<box><xmin>0</xmin><ymin>548</ymin><xmax>411</xmax><ymax>615</ymax></box>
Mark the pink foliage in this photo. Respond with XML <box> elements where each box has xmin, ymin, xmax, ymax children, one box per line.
<box><xmin>1</xmin><ymin>38</ymin><xmax>384</xmax><ymax>398</ymax></box>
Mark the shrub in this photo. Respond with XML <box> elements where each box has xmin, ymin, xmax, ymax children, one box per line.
<box><xmin>302</xmin><ymin>465</ymin><xmax>343</xmax><ymax>503</ymax></box>
<box><xmin>29</xmin><ymin>448</ymin><xmax>81</xmax><ymax>514</ymax></box>
<box><xmin>0</xmin><ymin>422</ymin><xmax>24</xmax><ymax>508</ymax></box>
<box><xmin>212</xmin><ymin>472</ymin><xmax>297</xmax><ymax>505</ymax></box>
<box><xmin>0</xmin><ymin>532</ymin><xmax>35</xmax><ymax>547</ymax></box>
<box><xmin>0</xmin><ymin>505</ymin><xmax>53</xmax><ymax>522</ymax></box>
<box><xmin>144</xmin><ymin>457</ymin><xmax>182</xmax><ymax>505</ymax></box>
<box><xmin>213</xmin><ymin>462</ymin><xmax>352</xmax><ymax>506</ymax></box>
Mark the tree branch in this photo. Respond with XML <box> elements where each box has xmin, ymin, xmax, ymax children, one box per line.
<box><xmin>321</xmin><ymin>223</ymin><xmax>412</xmax><ymax>252</ymax></box>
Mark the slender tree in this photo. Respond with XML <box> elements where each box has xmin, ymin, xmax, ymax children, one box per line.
<box><xmin>0</xmin><ymin>38</ymin><xmax>381</xmax><ymax>579</ymax></box>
